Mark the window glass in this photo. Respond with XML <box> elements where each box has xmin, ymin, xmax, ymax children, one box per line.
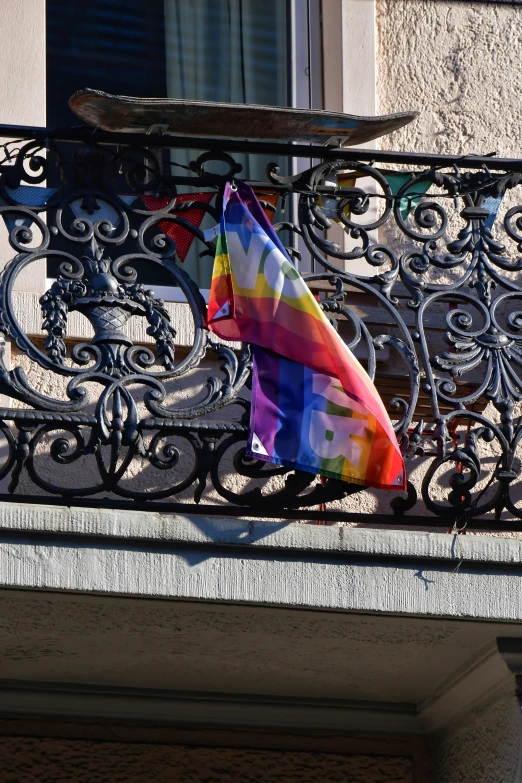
<box><xmin>163</xmin><ymin>0</ymin><xmax>289</xmax><ymax>283</ymax></box>
<box><xmin>164</xmin><ymin>0</ymin><xmax>288</xmax><ymax>108</ymax></box>
<box><xmin>47</xmin><ymin>0</ymin><xmax>168</xmax><ymax>128</ymax></box>
<box><xmin>47</xmin><ymin>0</ymin><xmax>289</xmax><ymax>123</ymax></box>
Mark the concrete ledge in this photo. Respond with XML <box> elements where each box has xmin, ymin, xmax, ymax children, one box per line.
<box><xmin>0</xmin><ymin>500</ymin><xmax>521</xmax><ymax>565</ymax></box>
<box><xmin>1</xmin><ymin>502</ymin><xmax>522</xmax><ymax>620</ymax></box>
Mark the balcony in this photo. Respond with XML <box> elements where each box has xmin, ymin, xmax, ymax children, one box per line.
<box><xmin>0</xmin><ymin>118</ymin><xmax>521</xmax><ymax>532</ymax></box>
<box><xmin>4</xmin><ymin>109</ymin><xmax>522</xmax><ymax>782</ymax></box>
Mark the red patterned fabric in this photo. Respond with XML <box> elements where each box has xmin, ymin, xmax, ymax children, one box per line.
<box><xmin>140</xmin><ymin>192</ymin><xmax>215</xmax><ymax>261</ymax></box>
<box><xmin>252</xmin><ymin>190</ymin><xmax>279</xmax><ymax>224</ymax></box>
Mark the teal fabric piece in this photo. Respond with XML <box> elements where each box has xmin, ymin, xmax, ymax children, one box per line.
<box><xmin>384</xmin><ymin>173</ymin><xmax>432</xmax><ymax>220</ymax></box>
<box><xmin>384</xmin><ymin>174</ymin><xmax>503</xmax><ymax>228</ymax></box>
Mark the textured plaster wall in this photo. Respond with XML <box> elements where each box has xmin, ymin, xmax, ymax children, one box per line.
<box><xmin>376</xmin><ymin>0</ymin><xmax>522</xmax><ymax>156</ymax></box>
<box><xmin>434</xmin><ymin>686</ymin><xmax>521</xmax><ymax>783</ymax></box>
<box><xmin>0</xmin><ymin>586</ymin><xmax>495</xmax><ymax>700</ymax></box>
<box><xmin>371</xmin><ymin>0</ymin><xmax>522</xmax><ymax>530</ymax></box>
<box><xmin>0</xmin><ymin>738</ymin><xmax>413</xmax><ymax>783</ymax></box>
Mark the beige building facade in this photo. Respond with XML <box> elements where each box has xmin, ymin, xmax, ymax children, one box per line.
<box><xmin>1</xmin><ymin>1</ymin><xmax>522</xmax><ymax>782</ymax></box>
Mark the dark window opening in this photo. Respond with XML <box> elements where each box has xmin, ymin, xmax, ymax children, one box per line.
<box><xmin>46</xmin><ymin>0</ymin><xmax>291</xmax><ymax>289</ymax></box>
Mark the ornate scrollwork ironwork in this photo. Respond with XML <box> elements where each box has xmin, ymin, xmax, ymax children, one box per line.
<box><xmin>1</xmin><ymin>129</ymin><xmax>522</xmax><ymax>527</ymax></box>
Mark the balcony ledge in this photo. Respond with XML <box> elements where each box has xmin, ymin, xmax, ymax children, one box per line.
<box><xmin>1</xmin><ymin>501</ymin><xmax>522</xmax><ymax>622</ymax></box>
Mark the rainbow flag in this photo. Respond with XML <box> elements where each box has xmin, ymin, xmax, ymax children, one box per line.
<box><xmin>208</xmin><ymin>182</ymin><xmax>405</xmax><ymax>490</ymax></box>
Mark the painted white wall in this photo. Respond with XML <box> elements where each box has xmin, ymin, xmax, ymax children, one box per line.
<box><xmin>342</xmin><ymin>0</ymin><xmax>377</xmax><ymax>117</ymax></box>
<box><xmin>0</xmin><ymin>0</ymin><xmax>46</xmax><ymax>293</ymax></box>
<box><xmin>322</xmin><ymin>0</ymin><xmax>379</xmax><ymax>275</ymax></box>
<box><xmin>322</xmin><ymin>0</ymin><xmax>377</xmax><ymax>117</ymax></box>
<box><xmin>0</xmin><ymin>0</ymin><xmax>46</xmax><ymax>127</ymax></box>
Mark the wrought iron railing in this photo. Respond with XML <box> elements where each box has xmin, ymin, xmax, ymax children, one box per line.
<box><xmin>1</xmin><ymin>123</ymin><xmax>522</xmax><ymax>529</ymax></box>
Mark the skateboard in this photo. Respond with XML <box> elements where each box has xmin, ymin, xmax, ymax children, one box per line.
<box><xmin>69</xmin><ymin>89</ymin><xmax>418</xmax><ymax>147</ymax></box>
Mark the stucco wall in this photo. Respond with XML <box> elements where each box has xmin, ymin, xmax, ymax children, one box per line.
<box><xmin>0</xmin><ymin>738</ymin><xmax>413</xmax><ymax>783</ymax></box>
<box><xmin>376</xmin><ymin>0</ymin><xmax>522</xmax><ymax>157</ymax></box>
<box><xmin>434</xmin><ymin>686</ymin><xmax>521</xmax><ymax>783</ymax></box>
<box><xmin>372</xmin><ymin>0</ymin><xmax>522</xmax><ymax>531</ymax></box>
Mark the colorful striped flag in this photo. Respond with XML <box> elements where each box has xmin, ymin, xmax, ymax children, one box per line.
<box><xmin>208</xmin><ymin>181</ymin><xmax>405</xmax><ymax>490</ymax></box>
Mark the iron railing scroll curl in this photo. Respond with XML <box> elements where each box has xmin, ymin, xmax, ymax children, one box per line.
<box><xmin>0</xmin><ymin>126</ymin><xmax>521</xmax><ymax>529</ymax></box>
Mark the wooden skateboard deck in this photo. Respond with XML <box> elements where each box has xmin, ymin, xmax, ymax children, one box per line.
<box><xmin>69</xmin><ymin>89</ymin><xmax>418</xmax><ymax>147</ymax></box>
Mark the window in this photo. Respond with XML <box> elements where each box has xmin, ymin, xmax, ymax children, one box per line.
<box><xmin>46</xmin><ymin>0</ymin><xmax>168</xmax><ymax>127</ymax></box>
<box><xmin>47</xmin><ymin>0</ymin><xmax>291</xmax><ymax>126</ymax></box>
<box><xmin>46</xmin><ymin>0</ymin><xmax>322</xmax><ymax>293</ymax></box>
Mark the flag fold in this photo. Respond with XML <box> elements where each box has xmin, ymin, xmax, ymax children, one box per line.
<box><xmin>207</xmin><ymin>181</ymin><xmax>404</xmax><ymax>489</ymax></box>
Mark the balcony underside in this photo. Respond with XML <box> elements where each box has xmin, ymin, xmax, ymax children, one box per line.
<box><xmin>1</xmin><ymin>504</ymin><xmax>522</xmax><ymax>781</ymax></box>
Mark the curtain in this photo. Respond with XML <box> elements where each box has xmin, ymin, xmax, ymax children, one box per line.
<box><xmin>164</xmin><ymin>0</ymin><xmax>289</xmax><ymax>285</ymax></box>
<box><xmin>164</xmin><ymin>0</ymin><xmax>288</xmax><ymax>108</ymax></box>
